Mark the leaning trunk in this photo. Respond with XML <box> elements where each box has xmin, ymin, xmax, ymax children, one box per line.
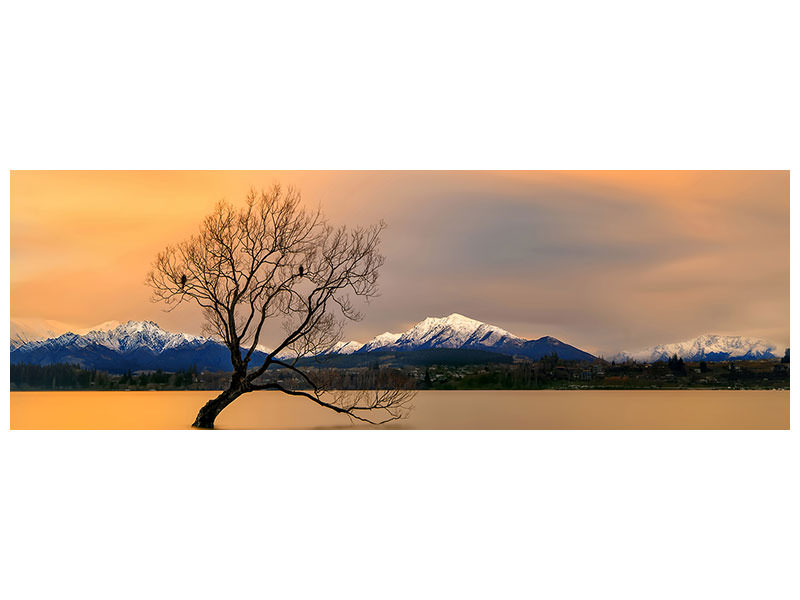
<box><xmin>192</xmin><ymin>385</ymin><xmax>244</xmax><ymax>429</ymax></box>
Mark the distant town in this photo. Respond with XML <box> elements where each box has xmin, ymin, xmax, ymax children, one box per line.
<box><xmin>11</xmin><ymin>352</ymin><xmax>789</xmax><ymax>392</ymax></box>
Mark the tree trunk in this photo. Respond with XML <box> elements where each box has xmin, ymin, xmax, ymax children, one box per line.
<box><xmin>192</xmin><ymin>385</ymin><xmax>244</xmax><ymax>429</ymax></box>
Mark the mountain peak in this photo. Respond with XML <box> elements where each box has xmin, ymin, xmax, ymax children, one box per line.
<box><xmin>11</xmin><ymin>317</ymin><xmax>129</xmax><ymax>349</ymax></box>
<box><xmin>393</xmin><ymin>313</ymin><xmax>522</xmax><ymax>351</ymax></box>
<box><xmin>342</xmin><ymin>313</ymin><xmax>594</xmax><ymax>360</ymax></box>
<box><xmin>444</xmin><ymin>312</ymin><xmax>473</xmax><ymax>321</ymax></box>
<box><xmin>423</xmin><ymin>313</ymin><xmax>481</xmax><ymax>326</ymax></box>
<box><xmin>328</xmin><ymin>340</ymin><xmax>363</xmax><ymax>355</ymax></box>
<box><xmin>359</xmin><ymin>331</ymin><xmax>402</xmax><ymax>353</ymax></box>
<box><xmin>118</xmin><ymin>320</ymin><xmax>161</xmax><ymax>330</ymax></box>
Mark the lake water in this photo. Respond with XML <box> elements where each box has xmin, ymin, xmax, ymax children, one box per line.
<box><xmin>10</xmin><ymin>389</ymin><xmax>789</xmax><ymax>429</ymax></box>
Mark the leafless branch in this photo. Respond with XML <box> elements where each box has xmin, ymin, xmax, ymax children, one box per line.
<box><xmin>146</xmin><ymin>185</ymin><xmax>413</xmax><ymax>428</ymax></box>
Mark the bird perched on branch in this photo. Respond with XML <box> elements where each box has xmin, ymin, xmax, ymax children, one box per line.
<box><xmin>298</xmin><ymin>265</ymin><xmax>304</xmax><ymax>277</ymax></box>
<box><xmin>180</xmin><ymin>274</ymin><xmax>187</xmax><ymax>288</ymax></box>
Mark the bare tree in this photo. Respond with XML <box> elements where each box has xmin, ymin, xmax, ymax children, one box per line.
<box><xmin>146</xmin><ymin>185</ymin><xmax>414</xmax><ymax>428</ymax></box>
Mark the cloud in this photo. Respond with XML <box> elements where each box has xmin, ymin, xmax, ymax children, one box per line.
<box><xmin>10</xmin><ymin>171</ymin><xmax>788</xmax><ymax>354</ymax></box>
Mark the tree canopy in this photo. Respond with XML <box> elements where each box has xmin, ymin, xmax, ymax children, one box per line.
<box><xmin>147</xmin><ymin>185</ymin><xmax>413</xmax><ymax>428</ymax></box>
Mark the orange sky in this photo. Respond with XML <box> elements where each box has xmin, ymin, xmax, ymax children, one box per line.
<box><xmin>10</xmin><ymin>171</ymin><xmax>789</xmax><ymax>355</ymax></box>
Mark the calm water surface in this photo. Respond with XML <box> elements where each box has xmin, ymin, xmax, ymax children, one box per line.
<box><xmin>10</xmin><ymin>389</ymin><xmax>789</xmax><ymax>429</ymax></box>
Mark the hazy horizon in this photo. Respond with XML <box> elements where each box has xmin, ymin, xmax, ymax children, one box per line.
<box><xmin>11</xmin><ymin>170</ymin><xmax>789</xmax><ymax>356</ymax></box>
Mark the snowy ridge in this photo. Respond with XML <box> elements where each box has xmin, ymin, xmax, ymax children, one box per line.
<box><xmin>15</xmin><ymin>320</ymin><xmax>204</xmax><ymax>354</ymax></box>
<box><xmin>329</xmin><ymin>313</ymin><xmax>593</xmax><ymax>361</ymax></box>
<box><xmin>11</xmin><ymin>318</ymin><xmax>122</xmax><ymax>349</ymax></box>
<box><xmin>391</xmin><ymin>313</ymin><xmax>523</xmax><ymax>350</ymax></box>
<box><xmin>10</xmin><ymin>320</ymin><xmax>267</xmax><ymax>373</ymax></box>
<box><xmin>615</xmin><ymin>334</ymin><xmax>779</xmax><ymax>363</ymax></box>
<box><xmin>16</xmin><ymin>316</ymin><xmax>778</xmax><ymax>369</ymax></box>
<box><xmin>11</xmin><ymin>319</ymin><xmax>73</xmax><ymax>349</ymax></box>
<box><xmin>359</xmin><ymin>331</ymin><xmax>402</xmax><ymax>353</ymax></box>
<box><xmin>325</xmin><ymin>313</ymin><xmax>525</xmax><ymax>356</ymax></box>
<box><xmin>82</xmin><ymin>321</ymin><xmax>204</xmax><ymax>352</ymax></box>
<box><xmin>327</xmin><ymin>340</ymin><xmax>363</xmax><ymax>355</ymax></box>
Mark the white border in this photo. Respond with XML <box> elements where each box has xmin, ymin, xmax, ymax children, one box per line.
<box><xmin>2</xmin><ymin>1</ymin><xmax>797</xmax><ymax>599</ymax></box>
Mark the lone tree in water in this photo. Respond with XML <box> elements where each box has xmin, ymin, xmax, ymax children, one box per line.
<box><xmin>146</xmin><ymin>185</ymin><xmax>413</xmax><ymax>428</ymax></box>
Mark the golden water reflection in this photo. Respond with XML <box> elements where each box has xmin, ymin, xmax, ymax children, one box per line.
<box><xmin>10</xmin><ymin>389</ymin><xmax>789</xmax><ymax>430</ymax></box>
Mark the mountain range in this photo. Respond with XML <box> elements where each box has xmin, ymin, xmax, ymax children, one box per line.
<box><xmin>11</xmin><ymin>318</ymin><xmax>123</xmax><ymax>349</ymax></box>
<box><xmin>612</xmin><ymin>334</ymin><xmax>780</xmax><ymax>363</ymax></box>
<box><xmin>10</xmin><ymin>313</ymin><xmax>593</xmax><ymax>372</ymax></box>
<box><xmin>10</xmin><ymin>320</ymin><xmax>268</xmax><ymax>373</ymax></box>
<box><xmin>9</xmin><ymin>314</ymin><xmax>781</xmax><ymax>373</ymax></box>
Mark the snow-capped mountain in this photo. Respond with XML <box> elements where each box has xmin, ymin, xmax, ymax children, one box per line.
<box><xmin>16</xmin><ymin>321</ymin><xmax>201</xmax><ymax>353</ymax></box>
<box><xmin>615</xmin><ymin>334</ymin><xmax>779</xmax><ymax>363</ymax></box>
<box><xmin>326</xmin><ymin>340</ymin><xmax>363</xmax><ymax>355</ymax></box>
<box><xmin>335</xmin><ymin>313</ymin><xmax>595</xmax><ymax>361</ymax></box>
<box><xmin>16</xmin><ymin>315</ymin><xmax>777</xmax><ymax>371</ymax></box>
<box><xmin>86</xmin><ymin>321</ymin><xmax>204</xmax><ymax>352</ymax></box>
<box><xmin>358</xmin><ymin>331</ymin><xmax>402</xmax><ymax>353</ymax></box>
<box><xmin>11</xmin><ymin>320</ymin><xmax>267</xmax><ymax>373</ymax></box>
<box><xmin>391</xmin><ymin>313</ymin><xmax>525</xmax><ymax>351</ymax></box>
<box><xmin>9</xmin><ymin>313</ymin><xmax>599</xmax><ymax>372</ymax></box>
<box><xmin>10</xmin><ymin>318</ymin><xmax>121</xmax><ymax>349</ymax></box>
